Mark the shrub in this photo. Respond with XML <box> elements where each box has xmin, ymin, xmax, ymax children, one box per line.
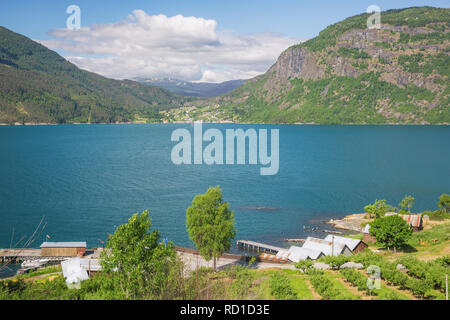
<box><xmin>320</xmin><ymin>255</ymin><xmax>351</xmax><ymax>269</ymax></box>
<box><xmin>226</xmin><ymin>265</ymin><xmax>255</xmax><ymax>299</ymax></box>
<box><xmin>378</xmin><ymin>290</ymin><xmax>408</xmax><ymax>300</ymax></box>
<box><xmin>398</xmin><ymin>256</ymin><xmax>450</xmax><ymax>292</ymax></box>
<box><xmin>435</xmin><ymin>255</ymin><xmax>450</xmax><ymax>267</ymax></box>
<box><xmin>270</xmin><ymin>273</ymin><xmax>297</xmax><ymax>300</ymax></box>
<box><xmin>406</xmin><ymin>278</ymin><xmax>433</xmax><ymax>297</ymax></box>
<box><xmin>308</xmin><ymin>270</ymin><xmax>359</xmax><ymax>300</ymax></box>
<box><xmin>340</xmin><ymin>268</ymin><xmax>377</xmax><ymax>295</ymax></box>
<box><xmin>426</xmin><ymin>210</ymin><xmax>450</xmax><ymax>221</ymax></box>
<box><xmin>294</xmin><ymin>260</ymin><xmax>314</xmax><ymax>271</ymax></box>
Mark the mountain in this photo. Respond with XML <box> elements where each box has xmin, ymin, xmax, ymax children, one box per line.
<box><xmin>167</xmin><ymin>7</ymin><xmax>449</xmax><ymax>124</ymax></box>
<box><xmin>135</xmin><ymin>78</ymin><xmax>246</xmax><ymax>97</ymax></box>
<box><xmin>0</xmin><ymin>27</ymin><xmax>189</xmax><ymax>124</ymax></box>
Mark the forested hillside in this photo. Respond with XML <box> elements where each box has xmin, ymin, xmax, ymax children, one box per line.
<box><xmin>0</xmin><ymin>27</ymin><xmax>189</xmax><ymax>124</ymax></box>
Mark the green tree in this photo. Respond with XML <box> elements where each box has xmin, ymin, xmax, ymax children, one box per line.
<box><xmin>398</xmin><ymin>195</ymin><xmax>415</xmax><ymax>214</ymax></box>
<box><xmin>186</xmin><ymin>186</ymin><xmax>236</xmax><ymax>270</ymax></box>
<box><xmin>101</xmin><ymin>210</ymin><xmax>177</xmax><ymax>299</ymax></box>
<box><xmin>369</xmin><ymin>215</ymin><xmax>412</xmax><ymax>251</ymax></box>
<box><xmin>437</xmin><ymin>193</ymin><xmax>450</xmax><ymax>213</ymax></box>
<box><xmin>364</xmin><ymin>199</ymin><xmax>396</xmax><ymax>218</ymax></box>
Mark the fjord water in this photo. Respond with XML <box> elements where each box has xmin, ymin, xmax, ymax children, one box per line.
<box><xmin>0</xmin><ymin>124</ymin><xmax>449</xmax><ymax>252</ymax></box>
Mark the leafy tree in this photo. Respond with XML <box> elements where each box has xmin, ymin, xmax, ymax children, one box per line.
<box><xmin>369</xmin><ymin>215</ymin><xmax>412</xmax><ymax>251</ymax></box>
<box><xmin>398</xmin><ymin>195</ymin><xmax>415</xmax><ymax>214</ymax></box>
<box><xmin>437</xmin><ymin>193</ymin><xmax>450</xmax><ymax>213</ymax></box>
<box><xmin>186</xmin><ymin>186</ymin><xmax>236</xmax><ymax>270</ymax></box>
<box><xmin>101</xmin><ymin>210</ymin><xmax>177</xmax><ymax>299</ymax></box>
<box><xmin>364</xmin><ymin>199</ymin><xmax>396</xmax><ymax>218</ymax></box>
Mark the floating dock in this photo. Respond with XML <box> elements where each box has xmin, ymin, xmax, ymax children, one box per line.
<box><xmin>236</xmin><ymin>240</ymin><xmax>284</xmax><ymax>255</ymax></box>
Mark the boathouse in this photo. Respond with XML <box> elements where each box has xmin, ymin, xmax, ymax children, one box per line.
<box><xmin>324</xmin><ymin>235</ymin><xmax>368</xmax><ymax>253</ymax></box>
<box><xmin>302</xmin><ymin>237</ymin><xmax>352</xmax><ymax>257</ymax></box>
<box><xmin>40</xmin><ymin>242</ymin><xmax>87</xmax><ymax>257</ymax></box>
<box><xmin>284</xmin><ymin>246</ymin><xmax>324</xmax><ymax>262</ymax></box>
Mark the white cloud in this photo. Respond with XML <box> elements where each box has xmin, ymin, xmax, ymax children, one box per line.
<box><xmin>39</xmin><ymin>10</ymin><xmax>304</xmax><ymax>83</ymax></box>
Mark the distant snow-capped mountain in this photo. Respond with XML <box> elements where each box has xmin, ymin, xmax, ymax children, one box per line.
<box><xmin>135</xmin><ymin>78</ymin><xmax>247</xmax><ymax>97</ymax></box>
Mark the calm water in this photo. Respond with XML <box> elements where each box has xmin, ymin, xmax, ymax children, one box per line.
<box><xmin>0</xmin><ymin>124</ymin><xmax>449</xmax><ymax>253</ymax></box>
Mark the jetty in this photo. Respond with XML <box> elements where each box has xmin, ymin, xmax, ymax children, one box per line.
<box><xmin>0</xmin><ymin>248</ymin><xmax>89</xmax><ymax>264</ymax></box>
<box><xmin>236</xmin><ymin>240</ymin><xmax>284</xmax><ymax>255</ymax></box>
<box><xmin>0</xmin><ymin>249</ymin><xmax>42</xmax><ymax>263</ymax></box>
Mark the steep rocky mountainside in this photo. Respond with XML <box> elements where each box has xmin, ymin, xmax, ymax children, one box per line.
<box><xmin>0</xmin><ymin>27</ymin><xmax>189</xmax><ymax>124</ymax></box>
<box><xmin>178</xmin><ymin>7</ymin><xmax>449</xmax><ymax>124</ymax></box>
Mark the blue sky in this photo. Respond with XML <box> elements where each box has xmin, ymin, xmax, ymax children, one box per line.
<box><xmin>1</xmin><ymin>1</ymin><xmax>448</xmax><ymax>82</ymax></box>
<box><xmin>1</xmin><ymin>0</ymin><xmax>448</xmax><ymax>39</ymax></box>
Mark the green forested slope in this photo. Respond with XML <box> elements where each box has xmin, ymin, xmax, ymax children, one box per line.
<box><xmin>178</xmin><ymin>7</ymin><xmax>450</xmax><ymax>124</ymax></box>
<box><xmin>0</xmin><ymin>27</ymin><xmax>188</xmax><ymax>124</ymax></box>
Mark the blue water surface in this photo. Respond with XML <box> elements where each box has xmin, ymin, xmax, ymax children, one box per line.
<box><xmin>0</xmin><ymin>124</ymin><xmax>449</xmax><ymax>251</ymax></box>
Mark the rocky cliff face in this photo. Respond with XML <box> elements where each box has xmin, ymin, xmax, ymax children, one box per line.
<box><xmin>263</xmin><ymin>23</ymin><xmax>447</xmax><ymax>94</ymax></box>
<box><xmin>267</xmin><ymin>47</ymin><xmax>325</xmax><ymax>80</ymax></box>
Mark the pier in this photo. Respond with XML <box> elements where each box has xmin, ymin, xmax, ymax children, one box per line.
<box><xmin>0</xmin><ymin>249</ymin><xmax>41</xmax><ymax>263</ymax></box>
<box><xmin>0</xmin><ymin>248</ymin><xmax>70</xmax><ymax>264</ymax></box>
<box><xmin>236</xmin><ymin>240</ymin><xmax>284</xmax><ymax>255</ymax></box>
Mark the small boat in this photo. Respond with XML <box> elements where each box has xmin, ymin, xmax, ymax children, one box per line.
<box><xmin>21</xmin><ymin>259</ymin><xmax>49</xmax><ymax>268</ymax></box>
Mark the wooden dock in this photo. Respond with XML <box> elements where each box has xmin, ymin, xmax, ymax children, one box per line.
<box><xmin>236</xmin><ymin>240</ymin><xmax>284</xmax><ymax>255</ymax></box>
<box><xmin>0</xmin><ymin>248</ymin><xmax>70</xmax><ymax>264</ymax></box>
<box><xmin>0</xmin><ymin>249</ymin><xmax>41</xmax><ymax>263</ymax></box>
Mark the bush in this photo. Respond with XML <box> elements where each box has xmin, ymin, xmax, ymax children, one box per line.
<box><xmin>226</xmin><ymin>265</ymin><xmax>255</xmax><ymax>299</ymax></box>
<box><xmin>426</xmin><ymin>210</ymin><xmax>450</xmax><ymax>221</ymax></box>
<box><xmin>398</xmin><ymin>256</ymin><xmax>450</xmax><ymax>292</ymax></box>
<box><xmin>406</xmin><ymin>278</ymin><xmax>433</xmax><ymax>297</ymax></box>
<box><xmin>435</xmin><ymin>255</ymin><xmax>450</xmax><ymax>267</ymax></box>
<box><xmin>270</xmin><ymin>273</ymin><xmax>297</xmax><ymax>300</ymax></box>
<box><xmin>319</xmin><ymin>255</ymin><xmax>351</xmax><ymax>269</ymax></box>
<box><xmin>340</xmin><ymin>268</ymin><xmax>377</xmax><ymax>295</ymax></box>
<box><xmin>308</xmin><ymin>271</ymin><xmax>359</xmax><ymax>300</ymax></box>
<box><xmin>378</xmin><ymin>290</ymin><xmax>408</xmax><ymax>300</ymax></box>
<box><xmin>352</xmin><ymin>251</ymin><xmax>383</xmax><ymax>266</ymax></box>
<box><xmin>294</xmin><ymin>260</ymin><xmax>313</xmax><ymax>271</ymax></box>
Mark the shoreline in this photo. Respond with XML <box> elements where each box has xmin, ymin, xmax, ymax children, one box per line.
<box><xmin>1</xmin><ymin>122</ymin><xmax>449</xmax><ymax>126</ymax></box>
<box><xmin>324</xmin><ymin>213</ymin><xmax>371</xmax><ymax>233</ymax></box>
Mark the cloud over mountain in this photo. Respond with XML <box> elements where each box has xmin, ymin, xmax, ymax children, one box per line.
<box><xmin>39</xmin><ymin>10</ymin><xmax>303</xmax><ymax>82</ymax></box>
